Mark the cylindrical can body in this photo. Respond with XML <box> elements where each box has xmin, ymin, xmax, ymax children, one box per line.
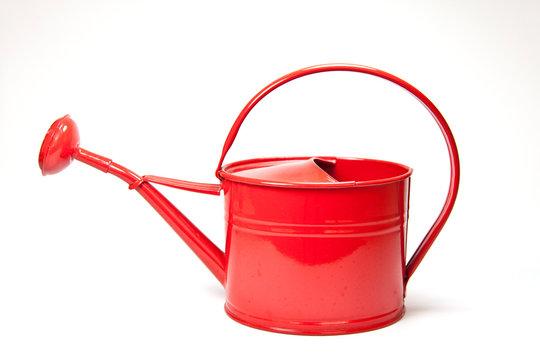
<box><xmin>221</xmin><ymin>176</ymin><xmax>410</xmax><ymax>335</ymax></box>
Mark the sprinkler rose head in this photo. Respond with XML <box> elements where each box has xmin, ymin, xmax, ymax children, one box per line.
<box><xmin>38</xmin><ymin>114</ymin><xmax>80</xmax><ymax>176</ymax></box>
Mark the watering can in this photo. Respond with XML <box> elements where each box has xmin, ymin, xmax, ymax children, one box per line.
<box><xmin>38</xmin><ymin>64</ymin><xmax>460</xmax><ymax>335</ymax></box>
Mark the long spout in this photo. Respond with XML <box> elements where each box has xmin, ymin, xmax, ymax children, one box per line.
<box><xmin>39</xmin><ymin>115</ymin><xmax>226</xmax><ymax>286</ymax></box>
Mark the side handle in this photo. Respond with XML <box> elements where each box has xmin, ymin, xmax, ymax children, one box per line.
<box><xmin>215</xmin><ymin>64</ymin><xmax>460</xmax><ymax>285</ymax></box>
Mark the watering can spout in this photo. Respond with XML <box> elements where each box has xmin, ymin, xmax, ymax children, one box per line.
<box><xmin>38</xmin><ymin>115</ymin><xmax>227</xmax><ymax>285</ymax></box>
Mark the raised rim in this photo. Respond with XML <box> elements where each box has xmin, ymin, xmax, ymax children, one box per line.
<box><xmin>217</xmin><ymin>156</ymin><xmax>412</xmax><ymax>188</ymax></box>
<box><xmin>224</xmin><ymin>302</ymin><xmax>405</xmax><ymax>335</ymax></box>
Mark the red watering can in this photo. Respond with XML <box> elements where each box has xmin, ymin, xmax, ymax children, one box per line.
<box><xmin>38</xmin><ymin>64</ymin><xmax>460</xmax><ymax>335</ymax></box>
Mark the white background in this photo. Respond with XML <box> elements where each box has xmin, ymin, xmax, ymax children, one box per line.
<box><xmin>1</xmin><ymin>0</ymin><xmax>539</xmax><ymax>358</ymax></box>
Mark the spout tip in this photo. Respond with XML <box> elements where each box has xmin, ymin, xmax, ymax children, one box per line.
<box><xmin>38</xmin><ymin>114</ymin><xmax>80</xmax><ymax>176</ymax></box>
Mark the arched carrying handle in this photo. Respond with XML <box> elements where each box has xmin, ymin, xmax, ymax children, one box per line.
<box><xmin>216</xmin><ymin>63</ymin><xmax>460</xmax><ymax>284</ymax></box>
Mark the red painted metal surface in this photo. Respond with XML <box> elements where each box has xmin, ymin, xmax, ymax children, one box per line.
<box><xmin>39</xmin><ymin>116</ymin><xmax>227</xmax><ymax>285</ymax></box>
<box><xmin>216</xmin><ymin>64</ymin><xmax>460</xmax><ymax>285</ymax></box>
<box><xmin>220</xmin><ymin>157</ymin><xmax>411</xmax><ymax>334</ymax></box>
<box><xmin>38</xmin><ymin>115</ymin><xmax>79</xmax><ymax>175</ymax></box>
<box><xmin>38</xmin><ymin>64</ymin><xmax>460</xmax><ymax>335</ymax></box>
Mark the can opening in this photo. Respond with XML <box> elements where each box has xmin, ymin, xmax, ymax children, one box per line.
<box><xmin>324</xmin><ymin>158</ymin><xmax>411</xmax><ymax>183</ymax></box>
<box><xmin>220</xmin><ymin>157</ymin><xmax>412</xmax><ymax>187</ymax></box>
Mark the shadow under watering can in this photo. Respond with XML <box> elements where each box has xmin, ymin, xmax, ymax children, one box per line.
<box><xmin>38</xmin><ymin>64</ymin><xmax>460</xmax><ymax>335</ymax></box>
